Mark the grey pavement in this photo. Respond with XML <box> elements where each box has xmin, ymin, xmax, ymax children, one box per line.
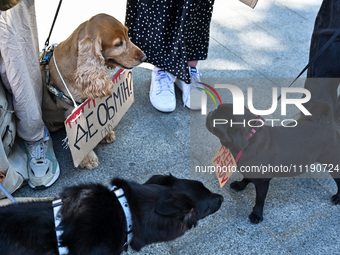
<box><xmin>14</xmin><ymin>0</ymin><xmax>340</xmax><ymax>254</ymax></box>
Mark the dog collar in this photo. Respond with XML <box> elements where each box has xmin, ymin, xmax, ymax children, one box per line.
<box><xmin>51</xmin><ymin>188</ymin><xmax>132</xmax><ymax>254</ymax></box>
<box><xmin>52</xmin><ymin>199</ymin><xmax>69</xmax><ymax>255</ymax></box>
<box><xmin>110</xmin><ymin>186</ymin><xmax>133</xmax><ymax>250</ymax></box>
<box><xmin>235</xmin><ymin>117</ymin><xmax>264</xmax><ymax>163</ymax></box>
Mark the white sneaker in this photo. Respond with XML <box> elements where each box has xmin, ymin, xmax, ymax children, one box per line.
<box><xmin>176</xmin><ymin>67</ymin><xmax>204</xmax><ymax>110</ymax></box>
<box><xmin>25</xmin><ymin>127</ymin><xmax>60</xmax><ymax>189</ymax></box>
<box><xmin>150</xmin><ymin>67</ymin><xmax>176</xmax><ymax>112</ymax></box>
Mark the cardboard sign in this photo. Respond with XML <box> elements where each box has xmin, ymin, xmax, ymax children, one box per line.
<box><xmin>239</xmin><ymin>0</ymin><xmax>258</xmax><ymax>9</ymax></box>
<box><xmin>212</xmin><ymin>146</ymin><xmax>237</xmax><ymax>188</ymax></box>
<box><xmin>65</xmin><ymin>69</ymin><xmax>134</xmax><ymax>167</ymax></box>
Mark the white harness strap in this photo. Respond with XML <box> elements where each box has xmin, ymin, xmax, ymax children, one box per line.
<box><xmin>110</xmin><ymin>186</ymin><xmax>133</xmax><ymax>248</ymax></box>
<box><xmin>52</xmin><ymin>199</ymin><xmax>69</xmax><ymax>255</ymax></box>
<box><xmin>52</xmin><ymin>47</ymin><xmax>78</xmax><ymax>109</ymax></box>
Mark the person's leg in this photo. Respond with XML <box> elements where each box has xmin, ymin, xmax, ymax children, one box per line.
<box><xmin>188</xmin><ymin>61</ymin><xmax>198</xmax><ymax>67</ymax></box>
<box><xmin>175</xmin><ymin>0</ymin><xmax>215</xmax><ymax>110</ymax></box>
<box><xmin>304</xmin><ymin>0</ymin><xmax>340</xmax><ymax>116</ymax></box>
<box><xmin>0</xmin><ymin>0</ymin><xmax>44</xmax><ymax>141</ymax></box>
<box><xmin>0</xmin><ymin>0</ymin><xmax>59</xmax><ymax>189</ymax></box>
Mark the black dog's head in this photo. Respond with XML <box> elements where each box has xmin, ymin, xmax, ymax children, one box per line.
<box><xmin>112</xmin><ymin>174</ymin><xmax>223</xmax><ymax>251</ymax></box>
<box><xmin>145</xmin><ymin>174</ymin><xmax>223</xmax><ymax>220</ymax></box>
<box><xmin>206</xmin><ymin>104</ymin><xmax>256</xmax><ymax>152</ymax></box>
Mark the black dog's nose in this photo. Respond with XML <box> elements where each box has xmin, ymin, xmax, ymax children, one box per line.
<box><xmin>214</xmin><ymin>194</ymin><xmax>224</xmax><ymax>206</ymax></box>
<box><xmin>140</xmin><ymin>55</ymin><xmax>147</xmax><ymax>62</ymax></box>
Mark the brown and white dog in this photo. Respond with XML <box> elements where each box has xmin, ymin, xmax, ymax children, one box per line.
<box><xmin>41</xmin><ymin>14</ymin><xmax>146</xmax><ymax>169</ymax></box>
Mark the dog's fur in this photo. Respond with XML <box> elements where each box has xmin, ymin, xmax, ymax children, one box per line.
<box><xmin>0</xmin><ymin>175</ymin><xmax>223</xmax><ymax>255</ymax></box>
<box><xmin>206</xmin><ymin>103</ymin><xmax>340</xmax><ymax>223</ymax></box>
<box><xmin>41</xmin><ymin>14</ymin><xmax>146</xmax><ymax>169</ymax></box>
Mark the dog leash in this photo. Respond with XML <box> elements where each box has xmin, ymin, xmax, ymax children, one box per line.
<box><xmin>230</xmin><ymin>24</ymin><xmax>340</xmax><ymax>162</ymax></box>
<box><xmin>40</xmin><ymin>0</ymin><xmax>63</xmax><ymax>65</ymax></box>
<box><xmin>0</xmin><ymin>182</ymin><xmax>17</xmax><ymax>204</ymax></box>
<box><xmin>235</xmin><ymin>28</ymin><xmax>340</xmax><ymax>161</ymax></box>
<box><xmin>277</xmin><ymin>27</ymin><xmax>340</xmax><ymax>101</ymax></box>
<box><xmin>39</xmin><ymin>0</ymin><xmax>80</xmax><ymax>110</ymax></box>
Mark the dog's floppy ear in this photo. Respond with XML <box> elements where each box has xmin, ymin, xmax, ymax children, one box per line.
<box><xmin>155</xmin><ymin>193</ymin><xmax>199</xmax><ymax>228</ymax></box>
<box><xmin>75</xmin><ymin>35</ymin><xmax>113</xmax><ymax>98</ymax></box>
<box><xmin>155</xmin><ymin>193</ymin><xmax>194</xmax><ymax>217</ymax></box>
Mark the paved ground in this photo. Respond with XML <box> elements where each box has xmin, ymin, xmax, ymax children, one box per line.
<box><xmin>13</xmin><ymin>0</ymin><xmax>340</xmax><ymax>254</ymax></box>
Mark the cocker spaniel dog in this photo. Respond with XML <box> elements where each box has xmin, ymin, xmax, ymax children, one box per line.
<box><xmin>41</xmin><ymin>14</ymin><xmax>146</xmax><ymax>170</ymax></box>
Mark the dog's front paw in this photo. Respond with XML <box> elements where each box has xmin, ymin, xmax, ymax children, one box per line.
<box><xmin>249</xmin><ymin>212</ymin><xmax>263</xmax><ymax>224</ymax></box>
<box><xmin>331</xmin><ymin>194</ymin><xmax>340</xmax><ymax>205</ymax></box>
<box><xmin>101</xmin><ymin>131</ymin><xmax>116</xmax><ymax>144</ymax></box>
<box><xmin>230</xmin><ymin>181</ymin><xmax>247</xmax><ymax>191</ymax></box>
<box><xmin>80</xmin><ymin>151</ymin><xmax>99</xmax><ymax>170</ymax></box>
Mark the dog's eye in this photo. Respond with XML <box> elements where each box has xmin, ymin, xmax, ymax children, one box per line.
<box><xmin>114</xmin><ymin>40</ymin><xmax>123</xmax><ymax>47</ymax></box>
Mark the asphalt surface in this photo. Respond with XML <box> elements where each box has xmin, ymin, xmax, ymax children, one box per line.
<box><xmin>13</xmin><ymin>0</ymin><xmax>340</xmax><ymax>254</ymax></box>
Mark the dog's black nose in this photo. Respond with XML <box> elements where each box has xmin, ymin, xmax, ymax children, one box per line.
<box><xmin>213</xmin><ymin>194</ymin><xmax>224</xmax><ymax>206</ymax></box>
<box><xmin>141</xmin><ymin>55</ymin><xmax>147</xmax><ymax>62</ymax></box>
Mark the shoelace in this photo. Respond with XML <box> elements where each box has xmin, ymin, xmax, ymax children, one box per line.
<box><xmin>155</xmin><ymin>70</ymin><xmax>175</xmax><ymax>95</ymax></box>
<box><xmin>28</xmin><ymin>136</ymin><xmax>49</xmax><ymax>162</ymax></box>
<box><xmin>190</xmin><ymin>68</ymin><xmax>202</xmax><ymax>87</ymax></box>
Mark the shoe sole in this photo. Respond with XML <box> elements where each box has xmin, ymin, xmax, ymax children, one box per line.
<box><xmin>28</xmin><ymin>164</ymin><xmax>60</xmax><ymax>190</ymax></box>
<box><xmin>149</xmin><ymin>95</ymin><xmax>176</xmax><ymax>112</ymax></box>
<box><xmin>185</xmin><ymin>104</ymin><xmax>201</xmax><ymax>110</ymax></box>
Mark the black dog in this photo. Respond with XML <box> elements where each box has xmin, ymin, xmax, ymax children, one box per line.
<box><xmin>206</xmin><ymin>103</ymin><xmax>340</xmax><ymax>223</ymax></box>
<box><xmin>0</xmin><ymin>175</ymin><xmax>223</xmax><ymax>255</ymax></box>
